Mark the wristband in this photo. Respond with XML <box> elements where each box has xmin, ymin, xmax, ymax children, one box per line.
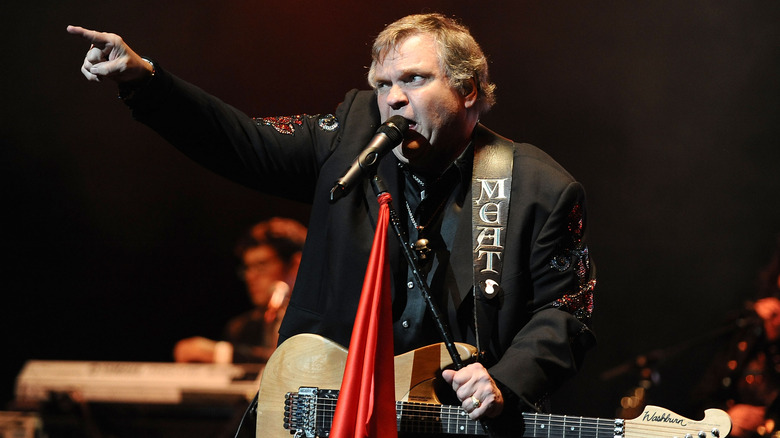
<box><xmin>118</xmin><ymin>57</ymin><xmax>156</xmax><ymax>102</ymax></box>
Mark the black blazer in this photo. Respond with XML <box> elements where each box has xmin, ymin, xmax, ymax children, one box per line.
<box><xmin>132</xmin><ymin>68</ymin><xmax>596</xmax><ymax>416</ymax></box>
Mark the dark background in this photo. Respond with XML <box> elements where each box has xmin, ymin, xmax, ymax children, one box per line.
<box><xmin>2</xmin><ymin>0</ymin><xmax>779</xmax><ymax>422</ymax></box>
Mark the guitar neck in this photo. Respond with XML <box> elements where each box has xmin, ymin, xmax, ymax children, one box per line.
<box><xmin>285</xmin><ymin>388</ymin><xmax>620</xmax><ymax>437</ymax></box>
<box><xmin>402</xmin><ymin>402</ymin><xmax>620</xmax><ymax>437</ymax></box>
<box><xmin>521</xmin><ymin>412</ymin><xmax>620</xmax><ymax>438</ymax></box>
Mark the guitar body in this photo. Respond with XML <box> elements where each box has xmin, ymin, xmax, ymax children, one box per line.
<box><xmin>255</xmin><ymin>333</ymin><xmax>477</xmax><ymax>438</ymax></box>
<box><xmin>255</xmin><ymin>334</ymin><xmax>346</xmax><ymax>438</ymax></box>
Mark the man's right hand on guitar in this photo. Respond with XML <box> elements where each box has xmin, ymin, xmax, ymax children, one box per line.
<box><xmin>442</xmin><ymin>362</ymin><xmax>504</xmax><ymax>420</ymax></box>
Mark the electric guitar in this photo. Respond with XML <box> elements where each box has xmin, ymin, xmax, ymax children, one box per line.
<box><xmin>256</xmin><ymin>334</ymin><xmax>731</xmax><ymax>437</ymax></box>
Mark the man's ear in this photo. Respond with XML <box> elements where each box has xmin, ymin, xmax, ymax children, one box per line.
<box><xmin>463</xmin><ymin>78</ymin><xmax>479</xmax><ymax>109</ymax></box>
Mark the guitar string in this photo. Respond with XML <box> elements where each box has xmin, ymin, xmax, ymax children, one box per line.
<box><xmin>307</xmin><ymin>404</ymin><xmax>477</xmax><ymax>434</ymax></box>
<box><xmin>293</xmin><ymin>404</ymin><xmax>609</xmax><ymax>437</ymax></box>
<box><xmin>309</xmin><ymin>407</ymin><xmax>704</xmax><ymax>438</ymax></box>
<box><xmin>295</xmin><ymin>395</ymin><xmax>722</xmax><ymax>437</ymax></box>
<box><xmin>307</xmin><ymin>398</ymin><xmax>620</xmax><ymax>426</ymax></box>
<box><xmin>299</xmin><ymin>398</ymin><xmax>633</xmax><ymax>435</ymax></box>
<box><xmin>310</xmin><ymin>400</ymin><xmax>486</xmax><ymax>433</ymax></box>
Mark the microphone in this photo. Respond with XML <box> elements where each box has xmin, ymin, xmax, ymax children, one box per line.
<box><xmin>329</xmin><ymin>115</ymin><xmax>409</xmax><ymax>202</ymax></box>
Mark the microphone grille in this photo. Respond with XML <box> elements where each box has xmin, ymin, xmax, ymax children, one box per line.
<box><xmin>379</xmin><ymin>115</ymin><xmax>409</xmax><ymax>143</ymax></box>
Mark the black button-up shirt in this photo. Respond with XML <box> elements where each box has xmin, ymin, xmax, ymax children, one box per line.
<box><xmin>392</xmin><ymin>145</ymin><xmax>473</xmax><ymax>354</ymax></box>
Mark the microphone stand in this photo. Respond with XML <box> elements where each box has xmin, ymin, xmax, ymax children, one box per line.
<box><xmin>371</xmin><ymin>175</ymin><xmax>462</xmax><ymax>367</ymax></box>
<box><xmin>370</xmin><ymin>175</ymin><xmax>495</xmax><ymax>437</ymax></box>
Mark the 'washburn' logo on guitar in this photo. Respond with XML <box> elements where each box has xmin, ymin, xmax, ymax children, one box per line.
<box><xmin>643</xmin><ymin>409</ymin><xmax>688</xmax><ymax>426</ymax></box>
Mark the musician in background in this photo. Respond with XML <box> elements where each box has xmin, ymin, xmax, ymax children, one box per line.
<box><xmin>173</xmin><ymin>218</ymin><xmax>307</xmax><ymax>364</ymax></box>
<box><xmin>694</xmin><ymin>234</ymin><xmax>780</xmax><ymax>437</ymax></box>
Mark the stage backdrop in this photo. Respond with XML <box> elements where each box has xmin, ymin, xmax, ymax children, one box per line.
<box><xmin>2</xmin><ymin>0</ymin><xmax>779</xmax><ymax>419</ymax></box>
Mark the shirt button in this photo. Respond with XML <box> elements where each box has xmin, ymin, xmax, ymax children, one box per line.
<box><xmin>407</xmin><ymin>281</ymin><xmax>414</xmax><ymax>289</ymax></box>
<box><xmin>402</xmin><ymin>320</ymin><xmax>410</xmax><ymax>328</ymax></box>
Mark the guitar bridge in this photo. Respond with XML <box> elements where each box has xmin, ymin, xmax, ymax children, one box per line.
<box><xmin>284</xmin><ymin>387</ymin><xmax>339</xmax><ymax>437</ymax></box>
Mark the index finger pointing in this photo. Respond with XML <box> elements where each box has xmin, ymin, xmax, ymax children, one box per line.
<box><xmin>66</xmin><ymin>25</ymin><xmax>108</xmax><ymax>46</ymax></box>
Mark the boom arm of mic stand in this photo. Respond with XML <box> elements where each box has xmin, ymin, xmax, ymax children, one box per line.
<box><xmin>369</xmin><ymin>175</ymin><xmax>496</xmax><ymax>437</ymax></box>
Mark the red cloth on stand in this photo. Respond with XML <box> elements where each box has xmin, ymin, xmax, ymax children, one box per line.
<box><xmin>330</xmin><ymin>192</ymin><xmax>398</xmax><ymax>438</ymax></box>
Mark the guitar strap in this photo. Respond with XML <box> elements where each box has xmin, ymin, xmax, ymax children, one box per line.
<box><xmin>471</xmin><ymin>130</ymin><xmax>514</xmax><ymax>357</ymax></box>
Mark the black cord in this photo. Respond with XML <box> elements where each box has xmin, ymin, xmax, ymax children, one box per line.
<box><xmin>233</xmin><ymin>391</ymin><xmax>259</xmax><ymax>438</ymax></box>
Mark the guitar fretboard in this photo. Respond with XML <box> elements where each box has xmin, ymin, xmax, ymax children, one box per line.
<box><xmin>285</xmin><ymin>389</ymin><xmax>622</xmax><ymax>437</ymax></box>
<box><xmin>522</xmin><ymin>413</ymin><xmax>620</xmax><ymax>438</ymax></box>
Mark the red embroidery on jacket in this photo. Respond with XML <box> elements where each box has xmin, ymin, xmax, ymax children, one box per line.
<box><xmin>254</xmin><ymin>115</ymin><xmax>306</xmax><ymax>135</ymax></box>
<box><xmin>550</xmin><ymin>203</ymin><xmax>595</xmax><ymax>322</ymax></box>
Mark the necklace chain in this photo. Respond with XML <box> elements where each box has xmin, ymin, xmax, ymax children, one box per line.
<box><xmin>411</xmin><ymin>173</ymin><xmax>426</xmax><ymax>188</ymax></box>
<box><xmin>405</xmin><ymin>168</ymin><xmax>449</xmax><ymax>234</ymax></box>
<box><xmin>405</xmin><ymin>197</ymin><xmax>448</xmax><ymax>234</ymax></box>
<box><xmin>405</xmin><ymin>200</ymin><xmax>419</xmax><ymax>229</ymax></box>
<box><xmin>406</xmin><ymin>170</ymin><xmax>426</xmax><ymax>229</ymax></box>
